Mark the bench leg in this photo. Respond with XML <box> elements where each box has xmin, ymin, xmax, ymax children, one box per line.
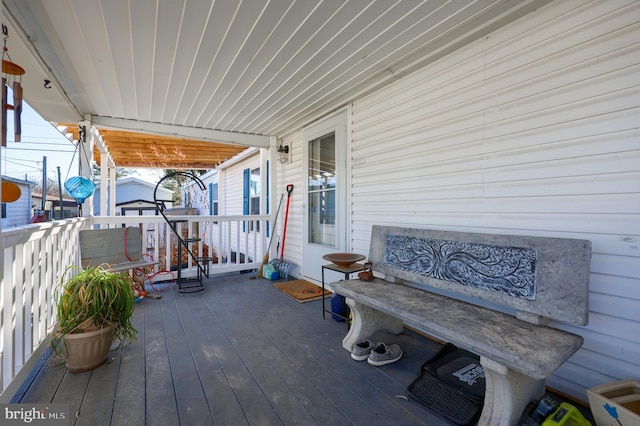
<box><xmin>479</xmin><ymin>357</ymin><xmax>545</xmax><ymax>426</ymax></box>
<box><xmin>341</xmin><ymin>298</ymin><xmax>404</xmax><ymax>352</ymax></box>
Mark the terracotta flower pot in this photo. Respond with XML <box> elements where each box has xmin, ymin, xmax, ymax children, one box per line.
<box><xmin>61</xmin><ymin>325</ymin><xmax>114</xmax><ymax>372</ymax></box>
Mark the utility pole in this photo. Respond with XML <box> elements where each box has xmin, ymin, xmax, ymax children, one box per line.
<box><xmin>41</xmin><ymin>156</ymin><xmax>47</xmax><ymax>210</ymax></box>
<box><xmin>57</xmin><ymin>166</ymin><xmax>64</xmax><ymax>219</ymax></box>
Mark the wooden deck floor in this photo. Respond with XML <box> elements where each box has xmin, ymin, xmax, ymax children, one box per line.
<box><xmin>12</xmin><ymin>273</ymin><xmax>452</xmax><ymax>425</ymax></box>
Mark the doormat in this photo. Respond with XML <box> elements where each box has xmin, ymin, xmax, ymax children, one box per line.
<box><xmin>273</xmin><ymin>280</ymin><xmax>331</xmax><ymax>303</ymax></box>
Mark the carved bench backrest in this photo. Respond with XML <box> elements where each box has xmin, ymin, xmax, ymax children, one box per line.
<box><xmin>368</xmin><ymin>226</ymin><xmax>591</xmax><ymax>326</ymax></box>
<box><xmin>80</xmin><ymin>227</ymin><xmax>144</xmax><ymax>269</ymax></box>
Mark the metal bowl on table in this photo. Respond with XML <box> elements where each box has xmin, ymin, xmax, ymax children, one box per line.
<box><xmin>322</xmin><ymin>253</ymin><xmax>366</xmax><ymax>268</ymax></box>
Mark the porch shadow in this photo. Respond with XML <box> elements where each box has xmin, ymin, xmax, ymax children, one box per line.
<box><xmin>11</xmin><ymin>273</ymin><xmax>451</xmax><ymax>425</ymax></box>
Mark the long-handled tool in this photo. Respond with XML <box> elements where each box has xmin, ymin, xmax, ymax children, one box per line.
<box><xmin>280</xmin><ymin>184</ymin><xmax>294</xmax><ymax>263</ymax></box>
<box><xmin>257</xmin><ymin>193</ymin><xmax>285</xmax><ymax>278</ymax></box>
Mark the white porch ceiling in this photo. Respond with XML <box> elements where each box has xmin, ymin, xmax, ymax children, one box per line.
<box><xmin>2</xmin><ymin>0</ymin><xmax>551</xmax><ymax>167</ymax></box>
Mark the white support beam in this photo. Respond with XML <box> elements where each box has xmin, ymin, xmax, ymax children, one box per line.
<box><xmin>90</xmin><ymin>116</ymin><xmax>271</xmax><ymax>148</ymax></box>
<box><xmin>93</xmin><ymin>126</ymin><xmax>115</xmax><ymax>217</ymax></box>
<box><xmin>93</xmin><ymin>128</ymin><xmax>116</xmax><ymax>169</ymax></box>
<box><xmin>79</xmin><ymin>120</ymin><xmax>94</xmax><ymax>217</ymax></box>
<box><xmin>109</xmin><ymin>167</ymin><xmax>116</xmax><ymax>217</ymax></box>
<box><xmin>266</xmin><ymin>136</ymin><xmax>278</xmax><ymax>258</ymax></box>
<box><xmin>259</xmin><ymin>140</ymin><xmax>275</xmax><ymax>257</ymax></box>
<box><xmin>100</xmin><ymin>154</ymin><xmax>108</xmax><ymax>216</ymax></box>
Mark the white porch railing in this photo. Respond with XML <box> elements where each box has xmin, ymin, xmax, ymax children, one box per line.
<box><xmin>0</xmin><ymin>214</ymin><xmax>268</xmax><ymax>397</ymax></box>
<box><xmin>91</xmin><ymin>214</ymin><xmax>267</xmax><ymax>278</ymax></box>
<box><xmin>1</xmin><ymin>217</ymin><xmax>87</xmax><ymax>397</ymax></box>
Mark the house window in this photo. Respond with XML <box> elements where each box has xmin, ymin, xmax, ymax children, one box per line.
<box><xmin>209</xmin><ymin>183</ymin><xmax>219</xmax><ymax>216</ymax></box>
<box><xmin>243</xmin><ymin>167</ymin><xmax>261</xmax><ymax>232</ymax></box>
<box><xmin>250</xmin><ymin>168</ymin><xmax>260</xmax><ymax>216</ymax></box>
<box><xmin>250</xmin><ymin>167</ymin><xmax>261</xmax><ymax>232</ymax></box>
<box><xmin>1</xmin><ymin>203</ymin><xmax>6</xmax><ymax>219</ymax></box>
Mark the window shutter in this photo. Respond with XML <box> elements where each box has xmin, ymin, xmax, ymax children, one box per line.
<box><xmin>208</xmin><ymin>183</ymin><xmax>213</xmax><ymax>215</ymax></box>
<box><xmin>243</xmin><ymin>168</ymin><xmax>250</xmax><ymax>231</ymax></box>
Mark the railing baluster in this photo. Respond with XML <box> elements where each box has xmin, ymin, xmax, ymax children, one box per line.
<box><xmin>0</xmin><ymin>214</ymin><xmax>266</xmax><ymax>394</ymax></box>
<box><xmin>0</xmin><ymin>218</ymin><xmax>86</xmax><ymax>395</ymax></box>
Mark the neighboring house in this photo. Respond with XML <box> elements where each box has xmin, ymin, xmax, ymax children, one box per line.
<box><xmin>51</xmin><ymin>199</ymin><xmax>79</xmax><ymax>219</ymax></box>
<box><xmin>196</xmin><ymin>1</ymin><xmax>639</xmax><ymax>404</ymax></box>
<box><xmin>32</xmin><ymin>192</ymin><xmax>79</xmax><ymax>219</ymax></box>
<box><xmin>196</xmin><ymin>169</ymin><xmax>219</xmax><ymax>216</ymax></box>
<box><xmin>94</xmin><ymin>176</ymin><xmax>173</xmax><ymax>216</ymax></box>
<box><xmin>117</xmin><ymin>199</ymin><xmax>168</xmax><ymax>216</ymax></box>
<box><xmin>30</xmin><ymin>192</ymin><xmax>46</xmax><ymax>212</ymax></box>
<box><xmin>182</xmin><ymin>150</ymin><xmax>266</xmax><ymax>264</ymax></box>
<box><xmin>1</xmin><ymin>176</ymin><xmax>33</xmax><ymax>228</ymax></box>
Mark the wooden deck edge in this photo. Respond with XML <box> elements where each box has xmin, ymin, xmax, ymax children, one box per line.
<box><xmin>0</xmin><ymin>339</ymin><xmax>52</xmax><ymax>403</ymax></box>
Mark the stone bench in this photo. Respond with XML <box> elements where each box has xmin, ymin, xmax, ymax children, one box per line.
<box><xmin>79</xmin><ymin>227</ymin><xmax>158</xmax><ymax>273</ymax></box>
<box><xmin>332</xmin><ymin>226</ymin><xmax>591</xmax><ymax>426</ymax></box>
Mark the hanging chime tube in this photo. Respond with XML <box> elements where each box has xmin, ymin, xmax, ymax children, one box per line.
<box><xmin>12</xmin><ymin>80</ymin><xmax>21</xmax><ymax>142</ymax></box>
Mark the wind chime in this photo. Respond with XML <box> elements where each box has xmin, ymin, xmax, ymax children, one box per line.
<box><xmin>0</xmin><ymin>24</ymin><xmax>24</xmax><ymax>204</ymax></box>
<box><xmin>2</xmin><ymin>24</ymin><xmax>24</xmax><ymax>148</ymax></box>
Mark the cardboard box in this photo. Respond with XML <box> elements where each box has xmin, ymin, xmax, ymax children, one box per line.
<box><xmin>587</xmin><ymin>379</ymin><xmax>640</xmax><ymax>426</ymax></box>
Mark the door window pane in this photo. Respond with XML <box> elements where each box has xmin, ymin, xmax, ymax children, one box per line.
<box><xmin>308</xmin><ymin>132</ymin><xmax>336</xmax><ymax>246</ymax></box>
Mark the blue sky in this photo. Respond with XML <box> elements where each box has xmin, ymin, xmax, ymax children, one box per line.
<box><xmin>2</xmin><ymin>100</ymin><xmax>159</xmax><ymax>186</ymax></box>
<box><xmin>2</xmin><ymin>101</ymin><xmax>78</xmax><ymax>185</ymax></box>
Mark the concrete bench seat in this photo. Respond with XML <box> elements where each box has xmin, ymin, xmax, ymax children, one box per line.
<box><xmin>336</xmin><ymin>279</ymin><xmax>582</xmax><ymax>380</ymax></box>
<box><xmin>332</xmin><ymin>225</ymin><xmax>591</xmax><ymax>426</ymax></box>
<box><xmin>80</xmin><ymin>227</ymin><xmax>159</xmax><ymax>273</ymax></box>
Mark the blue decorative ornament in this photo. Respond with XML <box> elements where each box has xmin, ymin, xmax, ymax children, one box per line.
<box><xmin>64</xmin><ymin>176</ymin><xmax>95</xmax><ymax>204</ymax></box>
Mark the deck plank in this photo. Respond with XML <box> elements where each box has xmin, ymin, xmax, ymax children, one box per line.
<box><xmin>50</xmin><ymin>363</ymin><xmax>89</xmax><ymax>422</ymax></box>
<box><xmin>221</xmin><ymin>279</ymin><xmax>377</xmax><ymax>424</ymax></box>
<box><xmin>111</xmin><ymin>300</ymin><xmax>146</xmax><ymax>426</ymax></box>
<box><xmin>243</xmin><ymin>279</ymin><xmax>443</xmax><ymax>425</ymax></box>
<box><xmin>75</xmin><ymin>356</ymin><xmax>121</xmax><ymax>425</ymax></box>
<box><xmin>194</xmin><ymin>282</ymin><xmax>285</xmax><ymax>425</ymax></box>
<box><xmin>142</xmin><ymin>293</ymin><xmax>180</xmax><ymax>426</ymax></box>
<box><xmin>210</xmin><ymin>281</ymin><xmax>335</xmax><ymax>424</ymax></box>
<box><xmin>188</xmin><ymin>297</ymin><xmax>251</xmax><ymax>425</ymax></box>
<box><xmin>162</xmin><ymin>290</ymin><xmax>215</xmax><ymax>425</ymax></box>
<box><xmin>16</xmin><ymin>353</ymin><xmax>67</xmax><ymax>404</ymax></box>
<box><xmin>11</xmin><ymin>273</ymin><xmax>458</xmax><ymax>425</ymax></box>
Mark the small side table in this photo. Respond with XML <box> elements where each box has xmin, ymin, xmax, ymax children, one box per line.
<box><xmin>321</xmin><ymin>262</ymin><xmax>366</xmax><ymax>323</ymax></box>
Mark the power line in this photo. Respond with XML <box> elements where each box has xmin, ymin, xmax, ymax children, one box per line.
<box><xmin>6</xmin><ymin>132</ymin><xmax>73</xmax><ymax>139</ymax></box>
<box><xmin>3</xmin><ymin>156</ymin><xmax>41</xmax><ymax>163</ymax></box>
<box><xmin>4</xmin><ymin>147</ymin><xmax>75</xmax><ymax>153</ymax></box>
<box><xmin>5</xmin><ymin>140</ymin><xmax>74</xmax><ymax>146</ymax></box>
<box><xmin>3</xmin><ymin>158</ymin><xmax>41</xmax><ymax>170</ymax></box>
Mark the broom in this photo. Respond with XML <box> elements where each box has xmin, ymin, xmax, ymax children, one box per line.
<box><xmin>257</xmin><ymin>193</ymin><xmax>285</xmax><ymax>278</ymax></box>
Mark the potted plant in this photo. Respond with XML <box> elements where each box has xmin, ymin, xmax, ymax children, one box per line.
<box><xmin>51</xmin><ymin>264</ymin><xmax>138</xmax><ymax>372</ymax></box>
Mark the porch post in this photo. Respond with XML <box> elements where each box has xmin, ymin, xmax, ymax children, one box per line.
<box><xmin>100</xmin><ymin>148</ymin><xmax>108</xmax><ymax>215</ymax></box>
<box><xmin>266</xmin><ymin>136</ymin><xmax>278</xmax><ymax>258</ymax></box>
<box><xmin>78</xmin><ymin>117</ymin><xmax>93</xmax><ymax>217</ymax></box>
<box><xmin>110</xmin><ymin>167</ymin><xmax>116</xmax><ymax>216</ymax></box>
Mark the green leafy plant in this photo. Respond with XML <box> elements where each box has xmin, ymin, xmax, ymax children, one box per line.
<box><xmin>51</xmin><ymin>264</ymin><xmax>138</xmax><ymax>356</ymax></box>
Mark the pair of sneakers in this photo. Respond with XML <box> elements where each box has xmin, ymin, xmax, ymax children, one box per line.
<box><xmin>351</xmin><ymin>339</ymin><xmax>403</xmax><ymax>366</ymax></box>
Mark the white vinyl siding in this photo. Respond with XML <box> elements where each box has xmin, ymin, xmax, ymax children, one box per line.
<box><xmin>220</xmin><ymin>154</ymin><xmax>262</xmax><ymax>263</ymax></box>
<box><xmin>2</xmin><ymin>181</ymin><xmax>32</xmax><ymax>227</ymax></box>
<box><xmin>94</xmin><ymin>177</ymin><xmax>173</xmax><ymax>215</ymax></box>
<box><xmin>349</xmin><ymin>0</ymin><xmax>640</xmax><ymax>403</ymax></box>
<box><xmin>275</xmin><ymin>130</ymin><xmax>305</xmax><ymax>272</ymax></box>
